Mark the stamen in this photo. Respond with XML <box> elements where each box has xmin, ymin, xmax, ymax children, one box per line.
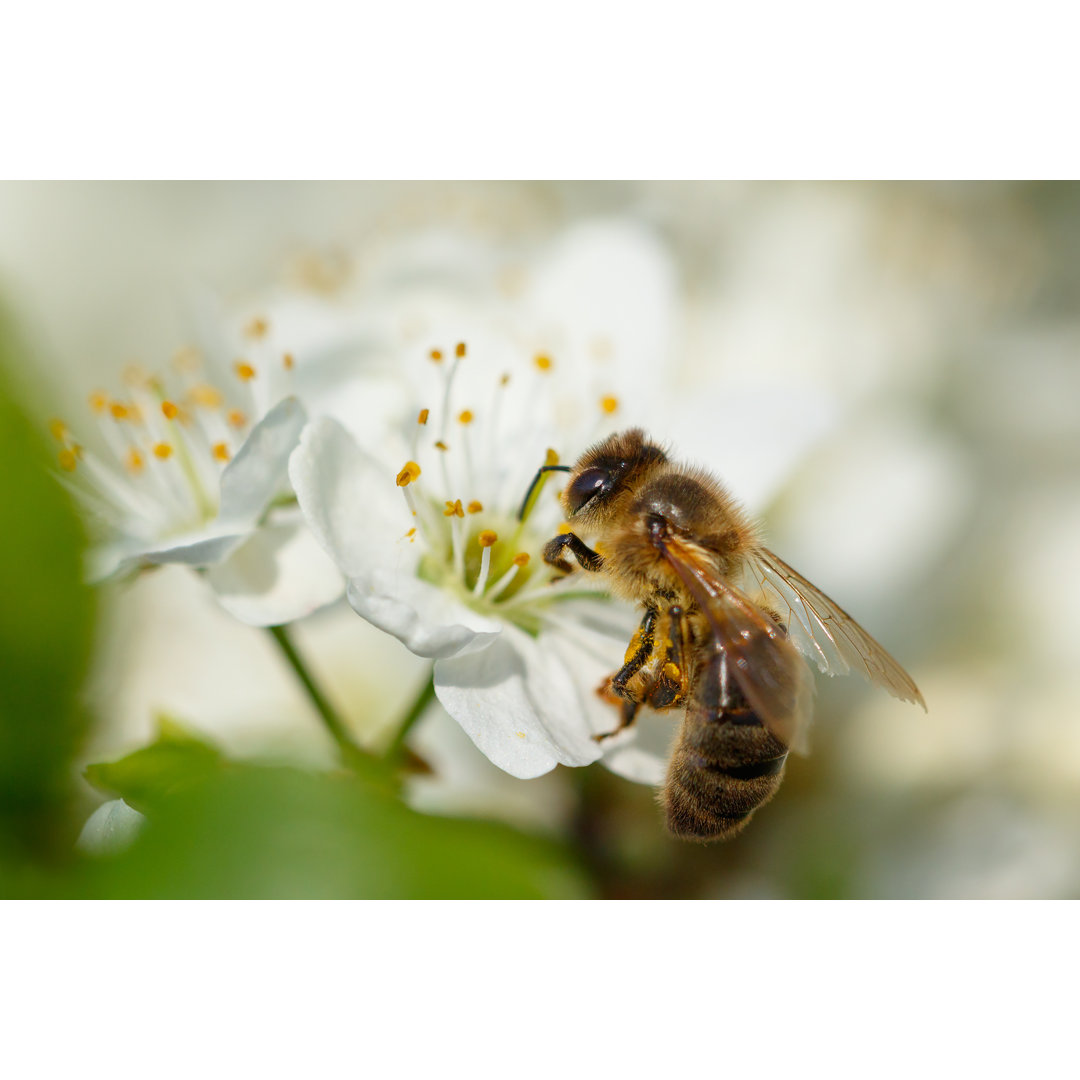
<box><xmin>48</xmin><ymin>418</ymin><xmax>68</xmax><ymax>441</ymax></box>
<box><xmin>233</xmin><ymin>360</ymin><xmax>257</xmax><ymax>381</ymax></box>
<box><xmin>443</xmin><ymin>499</ymin><xmax>464</xmax><ymax>518</ymax></box>
<box><xmin>486</xmin><ymin>552</ymin><xmax>530</xmax><ymax>602</ymax></box>
<box><xmin>405</xmin><ymin>527</ymin><xmax>417</xmax><ymax>542</ymax></box>
<box><xmin>534</xmin><ymin>353</ymin><xmax>553</xmax><ymax>372</ymax></box>
<box><xmin>89</xmin><ymin>391</ymin><xmax>108</xmax><ymax>414</ymax></box>
<box><xmin>467</xmin><ymin>500</ymin><xmax>483</xmax><ymax>514</ymax></box>
<box><xmin>430</xmin><ymin>349</ymin><xmax>443</xmax><ymax>363</ymax></box>
<box><xmin>245</xmin><ymin>317</ymin><xmax>269</xmax><ymax>339</ymax></box>
<box><xmin>434</xmin><ymin>440</ymin><xmax>449</xmax><ymax>451</ymax></box>
<box><xmin>161</xmin><ymin>400</ymin><xmax>180</xmax><ymax>420</ymax></box>
<box><xmin>418</xmin><ymin>408</ymin><xmax>430</xmax><ymax>425</ymax></box>
<box><xmin>153</xmin><ymin>442</ymin><xmax>173</xmax><ymax>459</ymax></box>
<box><xmin>396</xmin><ymin>461</ymin><xmax>421</xmax><ymax>486</ymax></box>
<box><xmin>212</xmin><ymin>441</ymin><xmax>231</xmax><ymax>462</ymax></box>
<box><xmin>473</xmin><ymin>530</ymin><xmax>498</xmax><ymax>596</ymax></box>
<box><xmin>458</xmin><ymin>409</ymin><xmax>474</xmax><ymax>425</ymax></box>
<box><xmin>283</xmin><ymin>352</ymin><xmax>295</xmax><ymax>371</ymax></box>
<box><xmin>110</xmin><ymin>402</ymin><xmax>130</xmax><ymax>421</ymax></box>
<box><xmin>125</xmin><ymin>447</ymin><xmax>145</xmax><ymax>473</ymax></box>
<box><xmin>227</xmin><ymin>409</ymin><xmax>247</xmax><ymax>429</ymax></box>
<box><xmin>58</xmin><ymin>448</ymin><xmax>78</xmax><ymax>472</ymax></box>
<box><xmin>455</xmin><ymin>342</ymin><xmax>466</xmax><ymax>358</ymax></box>
<box><xmin>600</xmin><ymin>394</ymin><xmax>619</xmax><ymax>414</ymax></box>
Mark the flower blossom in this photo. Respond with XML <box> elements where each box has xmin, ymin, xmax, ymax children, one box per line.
<box><xmin>290</xmin><ymin>222</ymin><xmax>685</xmax><ymax>781</ymax></box>
<box><xmin>50</xmin><ymin>321</ymin><xmax>344</xmax><ymax>626</ymax></box>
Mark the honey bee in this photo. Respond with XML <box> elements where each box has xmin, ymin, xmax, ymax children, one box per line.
<box><xmin>529</xmin><ymin>429</ymin><xmax>926</xmax><ymax>842</ymax></box>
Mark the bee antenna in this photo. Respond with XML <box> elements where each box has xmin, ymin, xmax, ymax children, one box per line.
<box><xmin>518</xmin><ymin>463</ymin><xmax>571</xmax><ymax>521</ymax></box>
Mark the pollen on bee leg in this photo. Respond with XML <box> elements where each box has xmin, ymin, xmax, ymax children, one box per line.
<box><xmin>473</xmin><ymin>530</ymin><xmax>498</xmax><ymax>595</ymax></box>
<box><xmin>485</xmin><ymin>551</ymin><xmax>530</xmax><ymax>602</ymax></box>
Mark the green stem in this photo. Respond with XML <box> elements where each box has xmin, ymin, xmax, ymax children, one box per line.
<box><xmin>267</xmin><ymin>624</ymin><xmax>371</xmax><ymax>766</ymax></box>
<box><xmin>386</xmin><ymin>674</ymin><xmax>437</xmax><ymax>760</ymax></box>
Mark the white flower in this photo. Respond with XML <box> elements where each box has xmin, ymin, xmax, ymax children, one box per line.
<box><xmin>290</xmin><ymin>222</ymin><xmax>682</xmax><ymax>780</ymax></box>
<box><xmin>50</xmin><ymin>324</ymin><xmax>345</xmax><ymax>626</ymax></box>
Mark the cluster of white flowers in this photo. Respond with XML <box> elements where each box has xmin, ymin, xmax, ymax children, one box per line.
<box><xmin>62</xmin><ymin>221</ymin><xmax>690</xmax><ymax>786</ymax></box>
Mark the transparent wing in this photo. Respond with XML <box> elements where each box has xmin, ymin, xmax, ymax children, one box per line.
<box><xmin>744</xmin><ymin>548</ymin><xmax>926</xmax><ymax>710</ymax></box>
<box><xmin>656</xmin><ymin>533</ymin><xmax>814</xmax><ymax>748</ymax></box>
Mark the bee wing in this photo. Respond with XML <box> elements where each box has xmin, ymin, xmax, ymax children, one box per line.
<box><xmin>656</xmin><ymin>532</ymin><xmax>813</xmax><ymax>748</ymax></box>
<box><xmin>744</xmin><ymin>548</ymin><xmax>926</xmax><ymax>710</ymax></box>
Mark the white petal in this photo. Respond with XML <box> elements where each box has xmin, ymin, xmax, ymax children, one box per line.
<box><xmin>218</xmin><ymin>396</ymin><xmax>308</xmax><ymax>528</ymax></box>
<box><xmin>205</xmin><ymin>519</ymin><xmax>345</xmax><ymax>627</ymax></box>
<box><xmin>290</xmin><ymin>417</ymin><xmax>411</xmax><ymax>579</ymax></box>
<box><xmin>134</xmin><ymin>529</ymin><xmax>249</xmax><ymax>569</ymax></box>
<box><xmin>599</xmin><ymin>710</ymin><xmax>679</xmax><ymax>786</ymax></box>
<box><xmin>433</xmin><ymin>625</ymin><xmax>603</xmax><ymax>780</ymax></box>
<box><xmin>76</xmin><ymin>799</ymin><xmax>146</xmax><ymax>856</ymax></box>
<box><xmin>346</xmin><ymin>570</ymin><xmax>499</xmax><ymax>660</ymax></box>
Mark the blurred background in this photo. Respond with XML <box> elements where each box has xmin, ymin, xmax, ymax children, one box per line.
<box><xmin>1</xmin><ymin>181</ymin><xmax>1078</xmax><ymax>898</ymax></box>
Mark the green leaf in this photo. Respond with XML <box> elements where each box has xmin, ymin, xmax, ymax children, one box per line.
<box><xmin>89</xmin><ymin>761</ymin><xmax>590</xmax><ymax>899</ymax></box>
<box><xmin>84</xmin><ymin>717</ymin><xmax>226</xmax><ymax>813</ymax></box>
<box><xmin>0</xmin><ymin>313</ymin><xmax>96</xmax><ymax>855</ymax></box>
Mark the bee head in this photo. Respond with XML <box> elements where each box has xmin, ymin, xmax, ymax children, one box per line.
<box><xmin>563</xmin><ymin>429</ymin><xmax>668</xmax><ymax>526</ymax></box>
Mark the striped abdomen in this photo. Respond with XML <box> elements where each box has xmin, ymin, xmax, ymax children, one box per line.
<box><xmin>663</xmin><ymin>651</ymin><xmax>790</xmax><ymax>841</ymax></box>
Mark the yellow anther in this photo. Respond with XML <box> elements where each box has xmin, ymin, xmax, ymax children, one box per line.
<box><xmin>663</xmin><ymin>662</ymin><xmax>682</xmax><ymax>682</ymax></box>
<box><xmin>500</xmin><ymin>373</ymin><xmax>511</xmax><ymax>386</ymax></box>
<box><xmin>89</xmin><ymin>391</ymin><xmax>108</xmax><ymax>414</ymax></box>
<box><xmin>434</xmin><ymin>440</ymin><xmax>449</xmax><ymax>451</ymax></box>
<box><xmin>444</xmin><ymin>499</ymin><xmax>465</xmax><ymax>518</ymax></box>
<box><xmin>126</xmin><ymin>447</ymin><xmax>145</xmax><ymax>472</ymax></box>
<box><xmin>110</xmin><ymin>402</ymin><xmax>130</xmax><ymax>421</ymax></box>
<box><xmin>283</xmin><ymin>352</ymin><xmax>295</xmax><ymax>370</ymax></box>
<box><xmin>190</xmin><ymin>384</ymin><xmax>223</xmax><ymax>409</ymax></box>
<box><xmin>212</xmin><ymin>441</ymin><xmax>231</xmax><ymax>462</ymax></box>
<box><xmin>455</xmin><ymin>342</ymin><xmax>466</xmax><ymax>358</ymax></box>
<box><xmin>557</xmin><ymin>521</ymin><xmax>572</xmax><ymax>534</ymax></box>
<box><xmin>515</xmin><ymin>731</ymin><xmax>526</xmax><ymax>739</ymax></box>
<box><xmin>513</xmin><ymin>552</ymin><xmax>530</xmax><ymax>567</ymax></box>
<box><xmin>161</xmin><ymin>400</ymin><xmax>180</xmax><ymax>420</ymax></box>
<box><xmin>429</xmin><ymin>348</ymin><xmax>443</xmax><ymax>363</ymax></box>
<box><xmin>396</xmin><ymin>461</ymin><xmax>422</xmax><ymax>487</ymax></box>
<box><xmin>417</xmin><ymin>408</ymin><xmax>430</xmax><ymax>425</ymax></box>
<box><xmin>600</xmin><ymin>394</ymin><xmax>619</xmax><ymax>414</ymax></box>
<box><xmin>58</xmin><ymin>449</ymin><xmax>78</xmax><ymax>472</ymax></box>
<box><xmin>48</xmin><ymin>418</ymin><xmax>68</xmax><ymax>441</ymax></box>
<box><xmin>405</xmin><ymin>527</ymin><xmax>417</xmax><ymax>541</ymax></box>
<box><xmin>544</xmin><ymin>447</ymin><xmax>559</xmax><ymax>467</ymax></box>
<box><xmin>478</xmin><ymin>530</ymin><xmax>498</xmax><ymax>548</ymax></box>
<box><xmin>227</xmin><ymin>409</ymin><xmax>247</xmax><ymax>428</ymax></box>
<box><xmin>467</xmin><ymin>500</ymin><xmax>483</xmax><ymax>514</ymax></box>
<box><xmin>234</xmin><ymin>360</ymin><xmax>256</xmax><ymax>381</ymax></box>
<box><xmin>458</xmin><ymin>409</ymin><xmax>474</xmax><ymax>425</ymax></box>
<box><xmin>244</xmin><ymin>316</ymin><xmax>269</xmax><ymax>339</ymax></box>
<box><xmin>534</xmin><ymin>353</ymin><xmax>553</xmax><ymax>372</ymax></box>
<box><xmin>153</xmin><ymin>442</ymin><xmax>173</xmax><ymax>459</ymax></box>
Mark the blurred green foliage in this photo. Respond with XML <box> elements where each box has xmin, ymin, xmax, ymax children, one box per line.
<box><xmin>0</xmin><ymin>323</ymin><xmax>589</xmax><ymax>899</ymax></box>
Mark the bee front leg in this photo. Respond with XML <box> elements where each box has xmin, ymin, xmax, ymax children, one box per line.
<box><xmin>542</xmin><ymin>530</ymin><xmax>604</xmax><ymax>574</ymax></box>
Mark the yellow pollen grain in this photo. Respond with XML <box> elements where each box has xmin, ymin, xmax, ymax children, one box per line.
<box><xmin>434</xmin><ymin>440</ymin><xmax>449</xmax><ymax>451</ymax></box>
<box><xmin>429</xmin><ymin>348</ymin><xmax>443</xmax><ymax>363</ymax></box>
<box><xmin>664</xmin><ymin>662</ymin><xmax>682</xmax><ymax>682</ymax></box>
<box><xmin>500</xmin><ymin>373</ymin><xmax>511</xmax><ymax>386</ymax></box>
<box><xmin>417</xmin><ymin>408</ymin><xmax>430</xmax><ymax>425</ymax></box>
<box><xmin>283</xmin><ymin>352</ymin><xmax>295</xmax><ymax>370</ymax></box>
<box><xmin>110</xmin><ymin>402</ymin><xmax>130</xmax><ymax>421</ymax></box>
<box><xmin>600</xmin><ymin>394</ymin><xmax>619</xmax><ymax>414</ymax></box>
<box><xmin>227</xmin><ymin>409</ymin><xmax>247</xmax><ymax>428</ymax></box>
<box><xmin>212</xmin><ymin>442</ymin><xmax>231</xmax><ymax>462</ymax></box>
<box><xmin>458</xmin><ymin>409</ymin><xmax>474</xmax><ymax>425</ymax></box>
<box><xmin>513</xmin><ymin>552</ymin><xmax>530</xmax><ymax>567</ymax></box>
<box><xmin>515</xmin><ymin>731</ymin><xmax>526</xmax><ymax>739</ymax></box>
<box><xmin>245</xmin><ymin>317</ymin><xmax>269</xmax><ymax>339</ymax></box>
<box><xmin>455</xmin><ymin>342</ymin><xmax>466</xmax><ymax>358</ymax></box>
<box><xmin>396</xmin><ymin>461</ymin><xmax>422</xmax><ymax>487</ymax></box>
<box><xmin>478</xmin><ymin>530</ymin><xmax>498</xmax><ymax>548</ymax></box>
<box><xmin>557</xmin><ymin>521</ymin><xmax>572</xmax><ymax>534</ymax></box>
<box><xmin>444</xmin><ymin>499</ymin><xmax>465</xmax><ymax>519</ymax></box>
<box><xmin>534</xmin><ymin>353</ymin><xmax>553</xmax><ymax>372</ymax></box>
<box><xmin>234</xmin><ymin>360</ymin><xmax>257</xmax><ymax>381</ymax></box>
<box><xmin>153</xmin><ymin>442</ymin><xmax>173</xmax><ymax>460</ymax></box>
<box><xmin>467</xmin><ymin>500</ymin><xmax>483</xmax><ymax>514</ymax></box>
<box><xmin>161</xmin><ymin>400</ymin><xmax>180</xmax><ymax>420</ymax></box>
<box><xmin>126</xmin><ymin>448</ymin><xmax>144</xmax><ymax>472</ymax></box>
<box><xmin>89</xmin><ymin>391</ymin><xmax>108</xmax><ymax>413</ymax></box>
<box><xmin>405</xmin><ymin>527</ymin><xmax>417</xmax><ymax>541</ymax></box>
<box><xmin>190</xmin><ymin>384</ymin><xmax>223</xmax><ymax>409</ymax></box>
<box><xmin>58</xmin><ymin>449</ymin><xmax>78</xmax><ymax>472</ymax></box>
<box><xmin>48</xmin><ymin>418</ymin><xmax>68</xmax><ymax>441</ymax></box>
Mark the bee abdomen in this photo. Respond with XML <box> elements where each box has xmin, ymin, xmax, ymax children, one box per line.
<box><xmin>663</xmin><ymin>705</ymin><xmax>789</xmax><ymax>842</ymax></box>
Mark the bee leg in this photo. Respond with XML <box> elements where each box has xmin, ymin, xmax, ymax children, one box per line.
<box><xmin>648</xmin><ymin>604</ymin><xmax>690</xmax><ymax>709</ymax></box>
<box><xmin>592</xmin><ymin>690</ymin><xmax>642</xmax><ymax>741</ymax></box>
<box><xmin>610</xmin><ymin>606</ymin><xmax>658</xmax><ymax>697</ymax></box>
<box><xmin>542</xmin><ymin>531</ymin><xmax>604</xmax><ymax>574</ymax></box>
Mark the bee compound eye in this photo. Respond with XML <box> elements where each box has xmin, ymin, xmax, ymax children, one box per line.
<box><xmin>567</xmin><ymin>467</ymin><xmax>610</xmax><ymax>512</ymax></box>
